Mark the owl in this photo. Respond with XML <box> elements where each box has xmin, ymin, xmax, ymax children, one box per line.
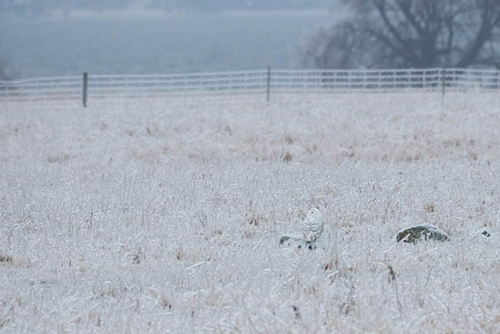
<box><xmin>302</xmin><ymin>208</ymin><xmax>323</xmax><ymax>249</ymax></box>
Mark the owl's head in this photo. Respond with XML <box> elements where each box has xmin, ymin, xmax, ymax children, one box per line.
<box><xmin>307</xmin><ymin>208</ymin><xmax>323</xmax><ymax>220</ymax></box>
<box><xmin>306</xmin><ymin>207</ymin><xmax>322</xmax><ymax>219</ymax></box>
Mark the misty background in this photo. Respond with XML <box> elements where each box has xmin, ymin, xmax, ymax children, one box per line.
<box><xmin>0</xmin><ymin>0</ymin><xmax>344</xmax><ymax>79</ymax></box>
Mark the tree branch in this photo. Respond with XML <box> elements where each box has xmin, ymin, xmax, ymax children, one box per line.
<box><xmin>456</xmin><ymin>2</ymin><xmax>500</xmax><ymax>67</ymax></box>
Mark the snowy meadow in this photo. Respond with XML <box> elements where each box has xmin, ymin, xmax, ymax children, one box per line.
<box><xmin>0</xmin><ymin>93</ymin><xmax>499</xmax><ymax>333</ymax></box>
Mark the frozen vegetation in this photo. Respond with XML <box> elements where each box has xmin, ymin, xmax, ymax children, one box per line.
<box><xmin>0</xmin><ymin>93</ymin><xmax>499</xmax><ymax>333</ymax></box>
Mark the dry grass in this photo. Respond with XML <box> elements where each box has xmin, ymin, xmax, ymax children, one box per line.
<box><xmin>0</xmin><ymin>93</ymin><xmax>499</xmax><ymax>333</ymax></box>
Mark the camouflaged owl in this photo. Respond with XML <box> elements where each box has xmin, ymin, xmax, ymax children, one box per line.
<box><xmin>302</xmin><ymin>207</ymin><xmax>323</xmax><ymax>249</ymax></box>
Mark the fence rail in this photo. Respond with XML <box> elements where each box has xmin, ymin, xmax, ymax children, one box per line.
<box><xmin>1</xmin><ymin>68</ymin><xmax>499</xmax><ymax>104</ymax></box>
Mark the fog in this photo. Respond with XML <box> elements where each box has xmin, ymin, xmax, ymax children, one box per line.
<box><xmin>1</xmin><ymin>1</ymin><xmax>334</xmax><ymax>16</ymax></box>
<box><xmin>0</xmin><ymin>1</ymin><xmax>343</xmax><ymax>79</ymax></box>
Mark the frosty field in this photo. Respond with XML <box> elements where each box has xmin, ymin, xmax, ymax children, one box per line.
<box><xmin>0</xmin><ymin>93</ymin><xmax>499</xmax><ymax>333</ymax></box>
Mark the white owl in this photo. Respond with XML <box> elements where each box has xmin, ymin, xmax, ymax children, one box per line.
<box><xmin>302</xmin><ymin>208</ymin><xmax>323</xmax><ymax>249</ymax></box>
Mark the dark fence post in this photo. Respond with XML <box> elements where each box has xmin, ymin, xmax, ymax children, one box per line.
<box><xmin>266</xmin><ymin>66</ymin><xmax>271</xmax><ymax>103</ymax></box>
<box><xmin>496</xmin><ymin>69</ymin><xmax>499</xmax><ymax>90</ymax></box>
<box><xmin>441</xmin><ymin>68</ymin><xmax>446</xmax><ymax>95</ymax></box>
<box><xmin>83</xmin><ymin>72</ymin><xmax>88</xmax><ymax>107</ymax></box>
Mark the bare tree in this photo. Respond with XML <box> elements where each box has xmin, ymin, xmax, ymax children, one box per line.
<box><xmin>303</xmin><ymin>0</ymin><xmax>500</xmax><ymax>69</ymax></box>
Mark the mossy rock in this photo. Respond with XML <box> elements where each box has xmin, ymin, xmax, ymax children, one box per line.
<box><xmin>396</xmin><ymin>224</ymin><xmax>450</xmax><ymax>244</ymax></box>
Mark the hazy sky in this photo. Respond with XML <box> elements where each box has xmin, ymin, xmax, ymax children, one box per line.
<box><xmin>0</xmin><ymin>1</ymin><xmax>341</xmax><ymax>78</ymax></box>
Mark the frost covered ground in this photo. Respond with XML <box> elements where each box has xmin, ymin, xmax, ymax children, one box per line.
<box><xmin>0</xmin><ymin>93</ymin><xmax>499</xmax><ymax>333</ymax></box>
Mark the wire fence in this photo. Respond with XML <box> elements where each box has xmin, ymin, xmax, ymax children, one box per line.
<box><xmin>1</xmin><ymin>68</ymin><xmax>499</xmax><ymax>105</ymax></box>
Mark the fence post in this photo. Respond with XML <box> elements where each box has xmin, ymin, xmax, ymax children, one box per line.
<box><xmin>266</xmin><ymin>66</ymin><xmax>271</xmax><ymax>103</ymax></box>
<box><xmin>441</xmin><ymin>68</ymin><xmax>446</xmax><ymax>95</ymax></box>
<box><xmin>497</xmin><ymin>70</ymin><xmax>499</xmax><ymax>91</ymax></box>
<box><xmin>83</xmin><ymin>72</ymin><xmax>88</xmax><ymax>107</ymax></box>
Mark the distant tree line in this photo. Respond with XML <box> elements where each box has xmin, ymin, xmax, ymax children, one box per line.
<box><xmin>155</xmin><ymin>0</ymin><xmax>332</xmax><ymax>12</ymax></box>
<box><xmin>0</xmin><ymin>0</ymin><xmax>135</xmax><ymax>18</ymax></box>
<box><xmin>0</xmin><ymin>0</ymin><xmax>332</xmax><ymax>18</ymax></box>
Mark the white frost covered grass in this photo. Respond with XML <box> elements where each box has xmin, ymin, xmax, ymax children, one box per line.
<box><xmin>0</xmin><ymin>93</ymin><xmax>499</xmax><ymax>333</ymax></box>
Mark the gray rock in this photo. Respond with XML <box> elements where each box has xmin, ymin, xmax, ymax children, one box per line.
<box><xmin>472</xmin><ymin>227</ymin><xmax>493</xmax><ymax>238</ymax></box>
<box><xmin>279</xmin><ymin>234</ymin><xmax>303</xmax><ymax>246</ymax></box>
